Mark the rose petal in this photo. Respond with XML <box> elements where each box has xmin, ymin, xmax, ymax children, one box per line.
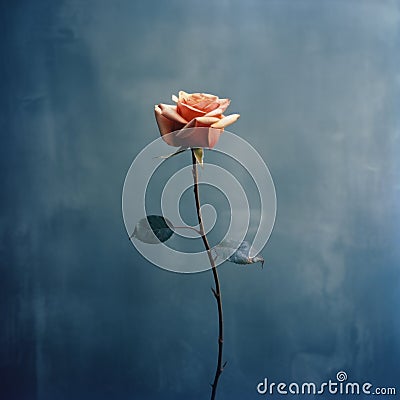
<box><xmin>177</xmin><ymin>102</ymin><xmax>207</xmax><ymax>121</ymax></box>
<box><xmin>174</xmin><ymin>127</ymin><xmax>222</xmax><ymax>148</ymax></box>
<box><xmin>179</xmin><ymin>91</ymin><xmax>219</xmax><ymax>107</ymax></box>
<box><xmin>185</xmin><ymin>93</ymin><xmax>202</xmax><ymax>105</ymax></box>
<box><xmin>156</xmin><ymin>92</ymin><xmax>236</xmax><ymax>149</ymax></box>
<box><xmin>199</xmin><ymin>92</ymin><xmax>218</xmax><ymax>101</ymax></box>
<box><xmin>208</xmin><ymin>128</ymin><xmax>222</xmax><ymax>148</ymax></box>
<box><xmin>182</xmin><ymin>116</ymin><xmax>221</xmax><ymax>129</ymax></box>
<box><xmin>178</xmin><ymin>90</ymin><xmax>190</xmax><ymax>102</ymax></box>
<box><xmin>211</xmin><ymin>113</ymin><xmax>240</xmax><ymax>129</ymax></box>
<box><xmin>217</xmin><ymin>98</ymin><xmax>231</xmax><ymax>113</ymax></box>
<box><xmin>154</xmin><ymin>112</ymin><xmax>178</xmax><ymax>143</ymax></box>
<box><xmin>158</xmin><ymin>103</ymin><xmax>188</xmax><ymax>124</ymax></box>
<box><xmin>170</xmin><ymin>117</ymin><xmax>223</xmax><ymax>148</ymax></box>
<box><xmin>205</xmin><ymin>107</ymin><xmax>223</xmax><ymax>118</ymax></box>
<box><xmin>201</xmin><ymin>101</ymin><xmax>221</xmax><ymax>113</ymax></box>
<box><xmin>155</xmin><ymin>105</ymin><xmax>186</xmax><ymax>142</ymax></box>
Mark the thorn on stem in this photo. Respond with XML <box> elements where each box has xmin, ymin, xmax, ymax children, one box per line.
<box><xmin>211</xmin><ymin>287</ymin><xmax>218</xmax><ymax>298</ymax></box>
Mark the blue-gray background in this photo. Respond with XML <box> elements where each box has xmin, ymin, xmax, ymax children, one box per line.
<box><xmin>1</xmin><ymin>0</ymin><xmax>399</xmax><ymax>399</ymax></box>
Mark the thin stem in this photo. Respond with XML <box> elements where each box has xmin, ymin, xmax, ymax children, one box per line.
<box><xmin>191</xmin><ymin>150</ymin><xmax>225</xmax><ymax>400</ymax></box>
<box><xmin>172</xmin><ymin>225</ymin><xmax>202</xmax><ymax>235</ymax></box>
<box><xmin>128</xmin><ymin>224</ymin><xmax>201</xmax><ymax>241</ymax></box>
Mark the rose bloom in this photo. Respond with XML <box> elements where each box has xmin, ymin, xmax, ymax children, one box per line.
<box><xmin>154</xmin><ymin>91</ymin><xmax>240</xmax><ymax>148</ymax></box>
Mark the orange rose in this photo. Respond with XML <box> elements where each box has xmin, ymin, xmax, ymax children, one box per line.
<box><xmin>154</xmin><ymin>91</ymin><xmax>240</xmax><ymax>148</ymax></box>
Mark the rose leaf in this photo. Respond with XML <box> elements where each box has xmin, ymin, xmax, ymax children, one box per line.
<box><xmin>131</xmin><ymin>215</ymin><xmax>174</xmax><ymax>244</ymax></box>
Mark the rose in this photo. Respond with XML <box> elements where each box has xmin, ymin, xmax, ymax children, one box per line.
<box><xmin>154</xmin><ymin>91</ymin><xmax>240</xmax><ymax>148</ymax></box>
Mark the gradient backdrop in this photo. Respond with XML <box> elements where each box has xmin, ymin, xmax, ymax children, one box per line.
<box><xmin>1</xmin><ymin>0</ymin><xmax>400</xmax><ymax>399</ymax></box>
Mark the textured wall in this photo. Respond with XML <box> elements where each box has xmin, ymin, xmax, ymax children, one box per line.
<box><xmin>1</xmin><ymin>1</ymin><xmax>399</xmax><ymax>399</ymax></box>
